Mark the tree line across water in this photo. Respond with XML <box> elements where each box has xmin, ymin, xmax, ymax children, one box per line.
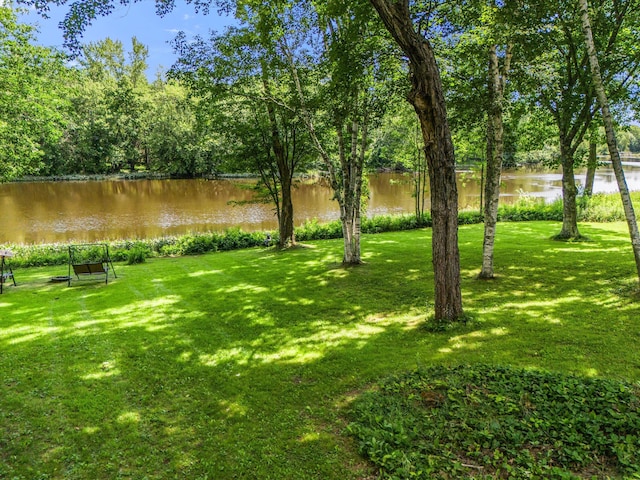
<box><xmin>4</xmin><ymin>3</ymin><xmax>640</xmax><ymax>182</ymax></box>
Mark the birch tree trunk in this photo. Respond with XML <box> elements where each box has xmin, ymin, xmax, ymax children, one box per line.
<box><xmin>584</xmin><ymin>139</ymin><xmax>597</xmax><ymax>196</ymax></box>
<box><xmin>479</xmin><ymin>44</ymin><xmax>512</xmax><ymax>279</ymax></box>
<box><xmin>283</xmin><ymin>38</ymin><xmax>366</xmax><ymax>265</ymax></box>
<box><xmin>579</xmin><ymin>0</ymin><xmax>640</xmax><ymax>283</ymax></box>
<box><xmin>337</xmin><ymin>118</ymin><xmax>365</xmax><ymax>264</ymax></box>
<box><xmin>369</xmin><ymin>0</ymin><xmax>464</xmax><ymax>322</ymax></box>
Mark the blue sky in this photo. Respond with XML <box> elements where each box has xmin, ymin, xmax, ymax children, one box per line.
<box><xmin>21</xmin><ymin>1</ymin><xmax>235</xmax><ymax>77</ymax></box>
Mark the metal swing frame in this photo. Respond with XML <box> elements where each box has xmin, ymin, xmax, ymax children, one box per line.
<box><xmin>68</xmin><ymin>243</ymin><xmax>117</xmax><ymax>286</ymax></box>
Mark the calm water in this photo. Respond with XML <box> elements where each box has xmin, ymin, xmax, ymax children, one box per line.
<box><xmin>2</xmin><ymin>167</ymin><xmax>640</xmax><ymax>245</ymax></box>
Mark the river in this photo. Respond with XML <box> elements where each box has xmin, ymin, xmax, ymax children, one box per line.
<box><xmin>2</xmin><ymin>167</ymin><xmax>640</xmax><ymax>245</ymax></box>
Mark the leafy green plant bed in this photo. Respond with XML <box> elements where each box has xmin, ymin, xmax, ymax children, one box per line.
<box><xmin>348</xmin><ymin>365</ymin><xmax>640</xmax><ymax>479</ymax></box>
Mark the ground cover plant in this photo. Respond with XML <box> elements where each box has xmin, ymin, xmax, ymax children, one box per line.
<box><xmin>1</xmin><ymin>221</ymin><xmax>640</xmax><ymax>478</ymax></box>
<box><xmin>348</xmin><ymin>365</ymin><xmax>640</xmax><ymax>479</ymax></box>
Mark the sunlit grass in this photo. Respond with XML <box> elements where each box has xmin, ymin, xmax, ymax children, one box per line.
<box><xmin>1</xmin><ymin>221</ymin><xmax>639</xmax><ymax>479</ymax></box>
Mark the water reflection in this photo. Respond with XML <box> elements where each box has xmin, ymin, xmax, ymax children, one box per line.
<box><xmin>2</xmin><ymin>166</ymin><xmax>640</xmax><ymax>245</ymax></box>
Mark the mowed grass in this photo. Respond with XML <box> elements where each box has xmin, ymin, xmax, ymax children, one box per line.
<box><xmin>1</xmin><ymin>221</ymin><xmax>639</xmax><ymax>479</ymax></box>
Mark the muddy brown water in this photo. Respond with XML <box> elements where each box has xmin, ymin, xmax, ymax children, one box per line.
<box><xmin>2</xmin><ymin>167</ymin><xmax>639</xmax><ymax>244</ymax></box>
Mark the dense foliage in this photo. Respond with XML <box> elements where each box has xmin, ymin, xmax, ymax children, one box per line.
<box><xmin>0</xmin><ymin>7</ymin><xmax>70</xmax><ymax>180</ymax></box>
<box><xmin>348</xmin><ymin>364</ymin><xmax>640</xmax><ymax>478</ymax></box>
<box><xmin>4</xmin><ymin>3</ymin><xmax>640</xmax><ymax>183</ymax></box>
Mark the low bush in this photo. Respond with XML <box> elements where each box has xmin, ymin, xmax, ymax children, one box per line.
<box><xmin>348</xmin><ymin>364</ymin><xmax>640</xmax><ymax>479</ymax></box>
<box><xmin>158</xmin><ymin>232</ymin><xmax>220</xmax><ymax>256</ymax></box>
<box><xmin>6</xmin><ymin>244</ymin><xmax>68</xmax><ymax>267</ymax></box>
<box><xmin>296</xmin><ymin>218</ymin><xmax>343</xmax><ymax>241</ymax></box>
<box><xmin>579</xmin><ymin>192</ymin><xmax>629</xmax><ymax>222</ymax></box>
<box><xmin>125</xmin><ymin>244</ymin><xmax>150</xmax><ymax>264</ymax></box>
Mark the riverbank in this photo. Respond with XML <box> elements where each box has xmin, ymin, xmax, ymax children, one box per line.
<box><xmin>1</xmin><ymin>221</ymin><xmax>638</xmax><ymax>479</ymax></box>
<box><xmin>3</xmin><ymin>191</ymin><xmax>638</xmax><ymax>268</ymax></box>
<box><xmin>13</xmin><ymin>171</ymin><xmax>323</xmax><ymax>183</ymax></box>
<box><xmin>5</xmin><ymin>168</ymin><xmax>640</xmax><ymax>244</ymax></box>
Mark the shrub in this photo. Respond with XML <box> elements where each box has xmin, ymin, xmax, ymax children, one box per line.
<box><xmin>579</xmin><ymin>193</ymin><xmax>627</xmax><ymax>222</ymax></box>
<box><xmin>295</xmin><ymin>219</ymin><xmax>343</xmax><ymax>241</ymax></box>
<box><xmin>125</xmin><ymin>244</ymin><xmax>150</xmax><ymax>265</ymax></box>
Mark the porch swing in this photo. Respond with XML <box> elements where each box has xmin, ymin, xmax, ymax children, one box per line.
<box><xmin>68</xmin><ymin>243</ymin><xmax>117</xmax><ymax>286</ymax></box>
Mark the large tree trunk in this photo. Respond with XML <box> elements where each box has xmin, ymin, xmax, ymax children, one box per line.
<box><xmin>579</xmin><ymin>0</ymin><xmax>640</xmax><ymax>283</ymax></box>
<box><xmin>370</xmin><ymin>0</ymin><xmax>463</xmax><ymax>322</ymax></box>
<box><xmin>479</xmin><ymin>44</ymin><xmax>512</xmax><ymax>279</ymax></box>
<box><xmin>557</xmin><ymin>138</ymin><xmax>582</xmax><ymax>239</ymax></box>
<box><xmin>584</xmin><ymin>139</ymin><xmax>597</xmax><ymax>196</ymax></box>
<box><xmin>278</xmin><ymin>175</ymin><xmax>295</xmax><ymax>248</ymax></box>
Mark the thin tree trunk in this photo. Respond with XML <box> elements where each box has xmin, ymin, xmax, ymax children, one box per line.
<box><xmin>584</xmin><ymin>139</ymin><xmax>597</xmax><ymax>196</ymax></box>
<box><xmin>338</xmin><ymin>119</ymin><xmax>364</xmax><ymax>264</ymax></box>
<box><xmin>282</xmin><ymin>38</ymin><xmax>364</xmax><ymax>264</ymax></box>
<box><xmin>579</xmin><ymin>0</ymin><xmax>640</xmax><ymax>283</ymax></box>
<box><xmin>479</xmin><ymin>43</ymin><xmax>512</xmax><ymax>279</ymax></box>
<box><xmin>370</xmin><ymin>0</ymin><xmax>463</xmax><ymax>322</ymax></box>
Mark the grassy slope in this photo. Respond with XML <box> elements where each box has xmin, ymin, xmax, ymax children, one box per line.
<box><xmin>1</xmin><ymin>221</ymin><xmax>639</xmax><ymax>479</ymax></box>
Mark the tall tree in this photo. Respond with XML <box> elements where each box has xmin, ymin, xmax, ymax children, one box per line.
<box><xmin>516</xmin><ymin>0</ymin><xmax>640</xmax><ymax>240</ymax></box>
<box><xmin>172</xmin><ymin>18</ymin><xmax>312</xmax><ymax>248</ymax></box>
<box><xmin>0</xmin><ymin>6</ymin><xmax>70</xmax><ymax>180</ymax></box>
<box><xmin>479</xmin><ymin>41</ymin><xmax>512</xmax><ymax>278</ymax></box>
<box><xmin>440</xmin><ymin>0</ymin><xmax>515</xmax><ymax>279</ymax></box>
<box><xmin>146</xmin><ymin>79</ymin><xmax>217</xmax><ymax>177</ymax></box>
<box><xmin>59</xmin><ymin>37</ymin><xmax>152</xmax><ymax>174</ymax></box>
<box><xmin>273</xmin><ymin>0</ymin><xmax>395</xmax><ymax>264</ymax></box>
<box><xmin>579</xmin><ymin>0</ymin><xmax>640</xmax><ymax>283</ymax></box>
<box><xmin>369</xmin><ymin>0</ymin><xmax>464</xmax><ymax>322</ymax></box>
<box><xmin>316</xmin><ymin>1</ymin><xmax>396</xmax><ymax>264</ymax></box>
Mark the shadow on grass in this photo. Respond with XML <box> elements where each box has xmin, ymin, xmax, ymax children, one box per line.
<box><xmin>1</xmin><ymin>222</ymin><xmax>639</xmax><ymax>479</ymax></box>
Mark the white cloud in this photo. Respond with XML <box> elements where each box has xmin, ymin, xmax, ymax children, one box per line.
<box><xmin>183</xmin><ymin>14</ymin><xmax>190</xmax><ymax>20</ymax></box>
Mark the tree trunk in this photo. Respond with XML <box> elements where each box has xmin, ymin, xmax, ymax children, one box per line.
<box><xmin>370</xmin><ymin>0</ymin><xmax>463</xmax><ymax>322</ymax></box>
<box><xmin>279</xmin><ymin>175</ymin><xmax>295</xmax><ymax>248</ymax></box>
<box><xmin>579</xmin><ymin>0</ymin><xmax>640</xmax><ymax>283</ymax></box>
<box><xmin>262</xmin><ymin>70</ymin><xmax>295</xmax><ymax>248</ymax></box>
<box><xmin>479</xmin><ymin>44</ymin><xmax>512</xmax><ymax>279</ymax></box>
<box><xmin>557</xmin><ymin>138</ymin><xmax>582</xmax><ymax>239</ymax></box>
<box><xmin>283</xmin><ymin>39</ymin><xmax>364</xmax><ymax>264</ymax></box>
<box><xmin>338</xmin><ymin>119</ymin><xmax>365</xmax><ymax>265</ymax></box>
<box><xmin>584</xmin><ymin>139</ymin><xmax>597</xmax><ymax>196</ymax></box>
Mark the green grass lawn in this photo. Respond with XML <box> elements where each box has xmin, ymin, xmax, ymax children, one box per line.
<box><xmin>1</xmin><ymin>221</ymin><xmax>639</xmax><ymax>479</ymax></box>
